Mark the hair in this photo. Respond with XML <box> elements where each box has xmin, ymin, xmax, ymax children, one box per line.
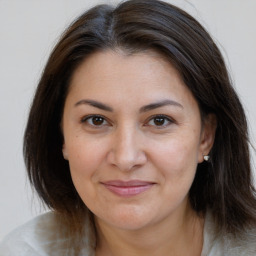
<box><xmin>24</xmin><ymin>0</ymin><xmax>256</xmax><ymax>239</ymax></box>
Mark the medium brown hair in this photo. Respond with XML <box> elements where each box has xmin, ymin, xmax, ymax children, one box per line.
<box><xmin>24</xmin><ymin>0</ymin><xmax>256</xmax><ymax>237</ymax></box>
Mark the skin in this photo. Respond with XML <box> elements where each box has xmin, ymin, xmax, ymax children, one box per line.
<box><xmin>62</xmin><ymin>50</ymin><xmax>216</xmax><ymax>256</ymax></box>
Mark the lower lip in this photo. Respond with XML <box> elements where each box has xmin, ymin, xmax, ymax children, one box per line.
<box><xmin>103</xmin><ymin>184</ymin><xmax>154</xmax><ymax>197</ymax></box>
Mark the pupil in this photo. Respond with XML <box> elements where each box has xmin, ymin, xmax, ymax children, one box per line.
<box><xmin>92</xmin><ymin>117</ymin><xmax>103</xmax><ymax>125</ymax></box>
<box><xmin>154</xmin><ymin>117</ymin><xmax>165</xmax><ymax>126</ymax></box>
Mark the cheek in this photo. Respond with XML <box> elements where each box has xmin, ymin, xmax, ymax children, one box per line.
<box><xmin>66</xmin><ymin>137</ymin><xmax>107</xmax><ymax>180</ymax></box>
<box><xmin>151</xmin><ymin>136</ymin><xmax>200</xmax><ymax>181</ymax></box>
<box><xmin>66</xmin><ymin>139</ymin><xmax>108</xmax><ymax>205</ymax></box>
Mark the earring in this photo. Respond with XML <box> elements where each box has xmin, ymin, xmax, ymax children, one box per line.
<box><xmin>62</xmin><ymin>149</ymin><xmax>68</xmax><ymax>160</ymax></box>
<box><xmin>203</xmin><ymin>155</ymin><xmax>210</xmax><ymax>161</ymax></box>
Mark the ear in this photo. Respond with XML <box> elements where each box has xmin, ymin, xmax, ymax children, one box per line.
<box><xmin>62</xmin><ymin>143</ymin><xmax>69</xmax><ymax>160</ymax></box>
<box><xmin>198</xmin><ymin>114</ymin><xmax>217</xmax><ymax>163</ymax></box>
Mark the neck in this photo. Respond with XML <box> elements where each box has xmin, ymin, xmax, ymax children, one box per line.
<box><xmin>94</xmin><ymin>203</ymin><xmax>204</xmax><ymax>256</ymax></box>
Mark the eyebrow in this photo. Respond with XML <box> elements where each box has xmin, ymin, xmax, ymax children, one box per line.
<box><xmin>139</xmin><ymin>99</ymin><xmax>183</xmax><ymax>113</ymax></box>
<box><xmin>75</xmin><ymin>99</ymin><xmax>113</xmax><ymax>112</ymax></box>
<box><xmin>74</xmin><ymin>99</ymin><xmax>183</xmax><ymax>112</ymax></box>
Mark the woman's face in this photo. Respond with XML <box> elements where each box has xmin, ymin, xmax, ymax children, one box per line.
<box><xmin>62</xmin><ymin>50</ymin><xmax>215</xmax><ymax>231</ymax></box>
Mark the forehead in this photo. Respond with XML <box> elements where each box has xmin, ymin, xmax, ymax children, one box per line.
<box><xmin>66</xmin><ymin>49</ymin><xmax>198</xmax><ymax>111</ymax></box>
<box><xmin>70</xmin><ymin>49</ymin><xmax>183</xmax><ymax>90</ymax></box>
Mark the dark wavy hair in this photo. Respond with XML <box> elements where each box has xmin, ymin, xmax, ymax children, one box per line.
<box><xmin>24</xmin><ymin>0</ymin><xmax>256</xmax><ymax>237</ymax></box>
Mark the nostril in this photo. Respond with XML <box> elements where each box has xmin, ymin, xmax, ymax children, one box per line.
<box><xmin>106</xmin><ymin>146</ymin><xmax>147</xmax><ymax>172</ymax></box>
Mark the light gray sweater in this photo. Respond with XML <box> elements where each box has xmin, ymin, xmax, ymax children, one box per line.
<box><xmin>0</xmin><ymin>211</ymin><xmax>255</xmax><ymax>255</ymax></box>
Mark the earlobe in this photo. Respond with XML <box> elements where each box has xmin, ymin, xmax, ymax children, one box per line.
<box><xmin>62</xmin><ymin>144</ymin><xmax>69</xmax><ymax>160</ymax></box>
<box><xmin>198</xmin><ymin>114</ymin><xmax>217</xmax><ymax>163</ymax></box>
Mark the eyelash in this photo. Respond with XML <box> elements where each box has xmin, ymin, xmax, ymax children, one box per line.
<box><xmin>80</xmin><ymin>114</ymin><xmax>174</xmax><ymax>128</ymax></box>
<box><xmin>146</xmin><ymin>115</ymin><xmax>174</xmax><ymax>128</ymax></box>
<box><xmin>81</xmin><ymin>115</ymin><xmax>109</xmax><ymax>127</ymax></box>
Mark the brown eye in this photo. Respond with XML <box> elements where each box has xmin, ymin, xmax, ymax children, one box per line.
<box><xmin>91</xmin><ymin>116</ymin><xmax>104</xmax><ymax>126</ymax></box>
<box><xmin>147</xmin><ymin>115</ymin><xmax>173</xmax><ymax>128</ymax></box>
<box><xmin>153</xmin><ymin>117</ymin><xmax>165</xmax><ymax>126</ymax></box>
<box><xmin>82</xmin><ymin>115</ymin><xmax>108</xmax><ymax>127</ymax></box>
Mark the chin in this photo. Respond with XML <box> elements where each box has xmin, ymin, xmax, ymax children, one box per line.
<box><xmin>95</xmin><ymin>205</ymin><xmax>156</xmax><ymax>231</ymax></box>
<box><xmin>108</xmin><ymin>218</ymin><xmax>152</xmax><ymax>231</ymax></box>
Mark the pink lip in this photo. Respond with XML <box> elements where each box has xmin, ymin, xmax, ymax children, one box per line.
<box><xmin>101</xmin><ymin>180</ymin><xmax>155</xmax><ymax>197</ymax></box>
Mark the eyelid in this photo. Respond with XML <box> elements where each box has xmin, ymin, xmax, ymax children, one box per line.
<box><xmin>80</xmin><ymin>114</ymin><xmax>111</xmax><ymax>126</ymax></box>
<box><xmin>145</xmin><ymin>114</ymin><xmax>175</xmax><ymax>127</ymax></box>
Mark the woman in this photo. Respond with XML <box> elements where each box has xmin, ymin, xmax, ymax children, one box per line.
<box><xmin>0</xmin><ymin>0</ymin><xmax>255</xmax><ymax>255</ymax></box>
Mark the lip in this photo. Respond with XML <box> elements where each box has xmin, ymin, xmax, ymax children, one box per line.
<box><xmin>101</xmin><ymin>180</ymin><xmax>155</xmax><ymax>197</ymax></box>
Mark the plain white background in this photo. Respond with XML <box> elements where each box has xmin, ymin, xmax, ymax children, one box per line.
<box><xmin>0</xmin><ymin>0</ymin><xmax>255</xmax><ymax>240</ymax></box>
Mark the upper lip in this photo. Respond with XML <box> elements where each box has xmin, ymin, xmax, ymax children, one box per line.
<box><xmin>101</xmin><ymin>180</ymin><xmax>155</xmax><ymax>187</ymax></box>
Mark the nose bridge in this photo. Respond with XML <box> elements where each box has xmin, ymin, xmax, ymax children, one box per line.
<box><xmin>108</xmin><ymin>122</ymin><xmax>146</xmax><ymax>171</ymax></box>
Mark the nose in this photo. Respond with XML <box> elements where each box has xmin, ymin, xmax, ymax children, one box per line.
<box><xmin>107</xmin><ymin>125</ymin><xmax>147</xmax><ymax>171</ymax></box>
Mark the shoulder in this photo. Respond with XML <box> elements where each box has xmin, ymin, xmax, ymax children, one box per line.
<box><xmin>202</xmin><ymin>211</ymin><xmax>256</xmax><ymax>256</ymax></box>
<box><xmin>0</xmin><ymin>212</ymin><xmax>62</xmax><ymax>256</ymax></box>
<box><xmin>0</xmin><ymin>212</ymin><xmax>94</xmax><ymax>256</ymax></box>
<box><xmin>223</xmin><ymin>227</ymin><xmax>256</xmax><ymax>255</ymax></box>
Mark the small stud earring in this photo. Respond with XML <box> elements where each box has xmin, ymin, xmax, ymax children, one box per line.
<box><xmin>203</xmin><ymin>155</ymin><xmax>210</xmax><ymax>161</ymax></box>
<box><xmin>62</xmin><ymin>149</ymin><xmax>68</xmax><ymax>160</ymax></box>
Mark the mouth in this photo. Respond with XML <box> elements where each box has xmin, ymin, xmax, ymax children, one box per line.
<box><xmin>100</xmin><ymin>180</ymin><xmax>155</xmax><ymax>197</ymax></box>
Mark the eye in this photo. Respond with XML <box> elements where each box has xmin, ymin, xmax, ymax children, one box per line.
<box><xmin>147</xmin><ymin>115</ymin><xmax>174</xmax><ymax>127</ymax></box>
<box><xmin>81</xmin><ymin>115</ymin><xmax>109</xmax><ymax>127</ymax></box>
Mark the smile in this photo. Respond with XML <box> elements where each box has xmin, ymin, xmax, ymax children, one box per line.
<box><xmin>101</xmin><ymin>180</ymin><xmax>155</xmax><ymax>197</ymax></box>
